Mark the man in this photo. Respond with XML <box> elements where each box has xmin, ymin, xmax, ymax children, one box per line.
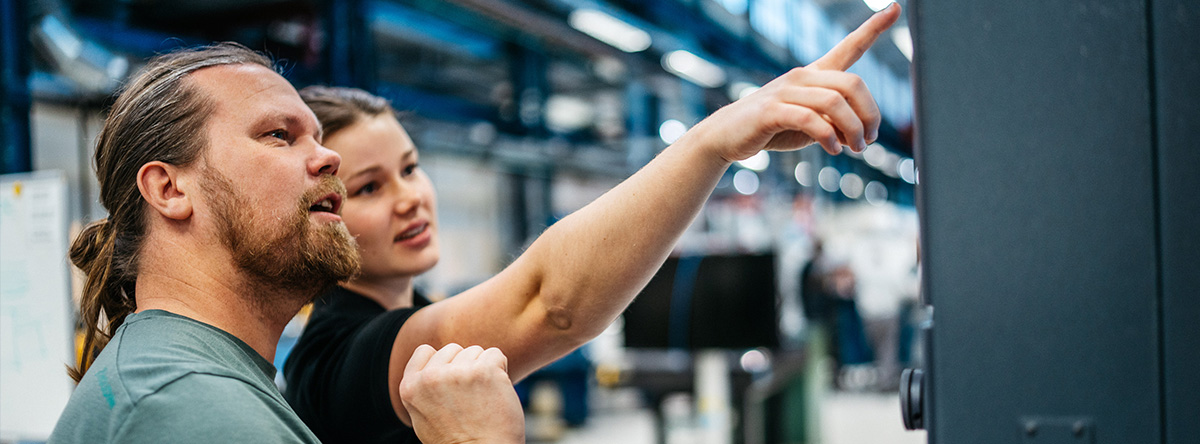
<box><xmin>49</xmin><ymin>43</ymin><xmax>520</xmax><ymax>444</ymax></box>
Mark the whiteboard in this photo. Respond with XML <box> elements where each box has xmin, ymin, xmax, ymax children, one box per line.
<box><xmin>0</xmin><ymin>170</ymin><xmax>74</xmax><ymax>441</ymax></box>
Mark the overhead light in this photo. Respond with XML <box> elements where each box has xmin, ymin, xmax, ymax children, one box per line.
<box><xmin>892</xmin><ymin>26</ymin><xmax>913</xmax><ymax>61</ymax></box>
<box><xmin>737</xmin><ymin>151</ymin><xmax>770</xmax><ymax>171</ymax></box>
<box><xmin>592</xmin><ymin>56</ymin><xmax>627</xmax><ymax>83</ymax></box>
<box><xmin>864</xmin><ymin>143</ymin><xmax>887</xmax><ymax>167</ymax></box>
<box><xmin>898</xmin><ymin>158</ymin><xmax>916</xmax><ymax>184</ymax></box>
<box><xmin>569</xmin><ymin>9</ymin><xmax>652</xmax><ymax>53</ymax></box>
<box><xmin>818</xmin><ymin>167</ymin><xmax>841</xmax><ymax>193</ymax></box>
<box><xmin>545</xmin><ymin>95</ymin><xmax>594</xmax><ymax>133</ymax></box>
<box><xmin>659</xmin><ymin>119</ymin><xmax>688</xmax><ymax>144</ymax></box>
<box><xmin>717</xmin><ymin>0</ymin><xmax>748</xmax><ymax>15</ymax></box>
<box><xmin>794</xmin><ymin>161</ymin><xmax>813</xmax><ymax>186</ymax></box>
<box><xmin>662</xmin><ymin>50</ymin><xmax>727</xmax><ymax>88</ymax></box>
<box><xmin>733</xmin><ymin>169</ymin><xmax>760</xmax><ymax>195</ymax></box>
<box><xmin>863</xmin><ymin>0</ymin><xmax>894</xmax><ymax>12</ymax></box>
<box><xmin>880</xmin><ymin>152</ymin><xmax>901</xmax><ymax>177</ymax></box>
<box><xmin>840</xmin><ymin>173</ymin><xmax>864</xmax><ymax>199</ymax></box>
<box><xmin>728</xmin><ymin>81</ymin><xmax>760</xmax><ymax>101</ymax></box>
<box><xmin>865</xmin><ymin>181</ymin><xmax>888</xmax><ymax>205</ymax></box>
<box><xmin>739</xmin><ymin>349</ymin><xmax>770</xmax><ymax>373</ymax></box>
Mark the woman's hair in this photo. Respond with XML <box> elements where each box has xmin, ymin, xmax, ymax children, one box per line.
<box><xmin>69</xmin><ymin>42</ymin><xmax>272</xmax><ymax>382</ymax></box>
<box><xmin>298</xmin><ymin>86</ymin><xmax>400</xmax><ymax>139</ymax></box>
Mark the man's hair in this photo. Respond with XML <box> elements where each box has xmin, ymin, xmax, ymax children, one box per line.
<box><xmin>298</xmin><ymin>86</ymin><xmax>400</xmax><ymax>139</ymax></box>
<box><xmin>68</xmin><ymin>42</ymin><xmax>272</xmax><ymax>382</ymax></box>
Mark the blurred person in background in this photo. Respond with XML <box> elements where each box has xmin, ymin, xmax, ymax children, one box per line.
<box><xmin>283</xmin><ymin>4</ymin><xmax>902</xmax><ymax>442</ymax></box>
<box><xmin>828</xmin><ymin>264</ymin><xmax>876</xmax><ymax>388</ymax></box>
<box><xmin>800</xmin><ymin>239</ymin><xmax>832</xmax><ymax>324</ymax></box>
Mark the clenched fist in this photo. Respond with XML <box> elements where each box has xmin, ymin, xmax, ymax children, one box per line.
<box><xmin>399</xmin><ymin>344</ymin><xmax>524</xmax><ymax>444</ymax></box>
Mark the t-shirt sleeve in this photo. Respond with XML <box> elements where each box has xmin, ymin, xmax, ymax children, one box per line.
<box><xmin>115</xmin><ymin>373</ymin><xmax>316</xmax><ymax>443</ymax></box>
<box><xmin>286</xmin><ymin>307</ymin><xmax>424</xmax><ymax>443</ymax></box>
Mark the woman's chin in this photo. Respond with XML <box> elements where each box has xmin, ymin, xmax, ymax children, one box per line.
<box><xmin>388</xmin><ymin>255</ymin><xmax>439</xmax><ymax>278</ymax></box>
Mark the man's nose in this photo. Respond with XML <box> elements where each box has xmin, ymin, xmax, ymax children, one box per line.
<box><xmin>311</xmin><ymin>143</ymin><xmax>341</xmax><ymax>176</ymax></box>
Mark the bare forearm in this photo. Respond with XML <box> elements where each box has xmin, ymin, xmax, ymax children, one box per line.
<box><xmin>415</xmin><ymin>4</ymin><xmax>900</xmax><ymax>382</ymax></box>
<box><xmin>522</xmin><ymin>134</ymin><xmax>731</xmax><ymax>338</ymax></box>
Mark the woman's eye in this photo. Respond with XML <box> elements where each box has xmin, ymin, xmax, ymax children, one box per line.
<box><xmin>403</xmin><ymin>163</ymin><xmax>418</xmax><ymax>176</ymax></box>
<box><xmin>354</xmin><ymin>182</ymin><xmax>378</xmax><ymax>196</ymax></box>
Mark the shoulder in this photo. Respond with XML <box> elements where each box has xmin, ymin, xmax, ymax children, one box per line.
<box><xmin>116</xmin><ymin>373</ymin><xmax>317</xmax><ymax>443</ymax></box>
<box><xmin>110</xmin><ymin>312</ymin><xmax>273</xmax><ymax>401</ymax></box>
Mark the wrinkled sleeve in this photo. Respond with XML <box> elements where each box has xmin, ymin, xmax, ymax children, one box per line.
<box><xmin>116</xmin><ymin>373</ymin><xmax>316</xmax><ymax>443</ymax></box>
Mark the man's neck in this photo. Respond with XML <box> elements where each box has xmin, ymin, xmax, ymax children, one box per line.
<box><xmin>134</xmin><ymin>264</ymin><xmax>315</xmax><ymax>364</ymax></box>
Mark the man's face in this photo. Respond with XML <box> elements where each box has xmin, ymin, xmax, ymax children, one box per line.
<box><xmin>187</xmin><ymin>64</ymin><xmax>360</xmax><ymax>293</ymax></box>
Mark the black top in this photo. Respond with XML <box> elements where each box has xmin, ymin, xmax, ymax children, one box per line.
<box><xmin>283</xmin><ymin>286</ymin><xmax>431</xmax><ymax>444</ymax></box>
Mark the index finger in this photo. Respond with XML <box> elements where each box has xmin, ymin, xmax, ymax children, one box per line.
<box><xmin>811</xmin><ymin>3</ymin><xmax>901</xmax><ymax>71</ymax></box>
<box><xmin>403</xmin><ymin>344</ymin><xmax>438</xmax><ymax>380</ymax></box>
<box><xmin>480</xmin><ymin>347</ymin><xmax>509</xmax><ymax>374</ymax></box>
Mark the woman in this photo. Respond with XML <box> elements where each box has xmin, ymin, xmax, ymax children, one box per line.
<box><xmin>283</xmin><ymin>6</ymin><xmax>899</xmax><ymax>442</ymax></box>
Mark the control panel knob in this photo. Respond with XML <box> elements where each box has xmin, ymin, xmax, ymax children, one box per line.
<box><xmin>900</xmin><ymin>368</ymin><xmax>925</xmax><ymax>430</ymax></box>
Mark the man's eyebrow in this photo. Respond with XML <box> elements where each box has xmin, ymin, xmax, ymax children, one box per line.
<box><xmin>253</xmin><ymin>112</ymin><xmax>321</xmax><ymax>137</ymax></box>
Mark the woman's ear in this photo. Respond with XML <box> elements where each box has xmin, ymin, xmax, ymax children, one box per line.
<box><xmin>137</xmin><ymin>161</ymin><xmax>193</xmax><ymax>220</ymax></box>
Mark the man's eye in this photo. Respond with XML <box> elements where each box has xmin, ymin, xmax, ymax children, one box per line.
<box><xmin>268</xmin><ymin>129</ymin><xmax>289</xmax><ymax>140</ymax></box>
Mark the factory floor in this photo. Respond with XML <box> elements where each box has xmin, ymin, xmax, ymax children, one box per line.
<box><xmin>533</xmin><ymin>388</ymin><xmax>928</xmax><ymax>444</ymax></box>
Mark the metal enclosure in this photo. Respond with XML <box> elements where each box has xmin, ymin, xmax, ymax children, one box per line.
<box><xmin>1153</xmin><ymin>1</ymin><xmax>1200</xmax><ymax>442</ymax></box>
<box><xmin>910</xmin><ymin>0</ymin><xmax>1198</xmax><ymax>443</ymax></box>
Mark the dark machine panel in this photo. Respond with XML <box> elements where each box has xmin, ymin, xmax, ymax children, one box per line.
<box><xmin>1153</xmin><ymin>1</ymin><xmax>1200</xmax><ymax>442</ymax></box>
<box><xmin>912</xmin><ymin>0</ymin><xmax>1167</xmax><ymax>442</ymax></box>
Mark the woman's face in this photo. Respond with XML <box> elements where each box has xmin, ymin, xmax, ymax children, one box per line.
<box><xmin>326</xmin><ymin>114</ymin><xmax>439</xmax><ymax>280</ymax></box>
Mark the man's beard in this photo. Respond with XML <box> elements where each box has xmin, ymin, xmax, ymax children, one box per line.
<box><xmin>201</xmin><ymin>168</ymin><xmax>361</xmax><ymax>299</ymax></box>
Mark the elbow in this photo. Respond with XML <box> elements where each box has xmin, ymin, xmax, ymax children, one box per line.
<box><xmin>543</xmin><ymin>303</ymin><xmax>575</xmax><ymax>332</ymax></box>
<box><xmin>539</xmin><ymin>300</ymin><xmax>605</xmax><ymax>347</ymax></box>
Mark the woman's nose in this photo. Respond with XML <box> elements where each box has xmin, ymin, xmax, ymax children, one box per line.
<box><xmin>392</xmin><ymin>183</ymin><xmax>424</xmax><ymax>216</ymax></box>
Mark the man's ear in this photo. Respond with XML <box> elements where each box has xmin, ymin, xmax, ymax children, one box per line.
<box><xmin>137</xmin><ymin>161</ymin><xmax>193</xmax><ymax>220</ymax></box>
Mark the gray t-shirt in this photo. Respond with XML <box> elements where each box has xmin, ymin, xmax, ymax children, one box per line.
<box><xmin>49</xmin><ymin>309</ymin><xmax>319</xmax><ymax>443</ymax></box>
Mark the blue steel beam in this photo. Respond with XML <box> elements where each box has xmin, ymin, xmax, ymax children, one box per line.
<box><xmin>1</xmin><ymin>0</ymin><xmax>32</xmax><ymax>174</ymax></box>
<box><xmin>375</xmin><ymin>81</ymin><xmax>496</xmax><ymax>123</ymax></box>
<box><xmin>325</xmin><ymin>0</ymin><xmax>375</xmax><ymax>88</ymax></box>
<box><xmin>370</xmin><ymin>1</ymin><xmax>501</xmax><ymax>61</ymax></box>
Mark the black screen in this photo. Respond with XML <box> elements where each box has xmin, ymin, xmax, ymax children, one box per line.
<box><xmin>623</xmin><ymin>253</ymin><xmax>779</xmax><ymax>349</ymax></box>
